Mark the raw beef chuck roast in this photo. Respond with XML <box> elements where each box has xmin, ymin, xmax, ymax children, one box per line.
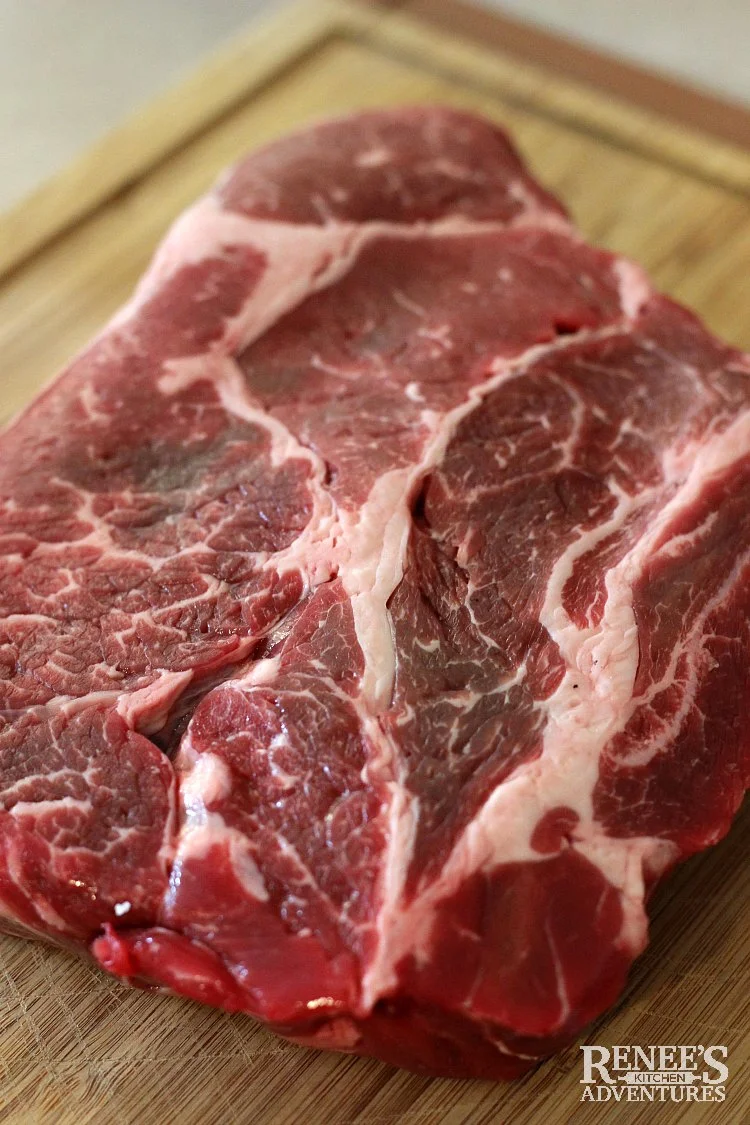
<box><xmin>1</xmin><ymin>108</ymin><xmax>749</xmax><ymax>1080</ymax></box>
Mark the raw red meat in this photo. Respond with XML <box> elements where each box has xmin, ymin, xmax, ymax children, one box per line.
<box><xmin>1</xmin><ymin>108</ymin><xmax>748</xmax><ymax>1079</ymax></box>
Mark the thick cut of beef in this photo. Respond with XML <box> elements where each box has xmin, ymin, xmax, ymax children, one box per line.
<box><xmin>1</xmin><ymin>108</ymin><xmax>749</xmax><ymax>1080</ymax></box>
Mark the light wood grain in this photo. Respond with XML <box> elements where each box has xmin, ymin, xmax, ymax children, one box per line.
<box><xmin>0</xmin><ymin>3</ymin><xmax>748</xmax><ymax>1123</ymax></box>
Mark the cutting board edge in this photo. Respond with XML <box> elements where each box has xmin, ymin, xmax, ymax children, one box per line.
<box><xmin>0</xmin><ymin>0</ymin><xmax>335</xmax><ymax>281</ymax></box>
<box><xmin>366</xmin><ymin>0</ymin><xmax>750</xmax><ymax>152</ymax></box>
<box><xmin>1</xmin><ymin>0</ymin><xmax>748</xmax><ymax>283</ymax></box>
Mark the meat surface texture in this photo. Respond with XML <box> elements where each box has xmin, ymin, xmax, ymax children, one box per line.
<box><xmin>2</xmin><ymin>108</ymin><xmax>749</xmax><ymax>1080</ymax></box>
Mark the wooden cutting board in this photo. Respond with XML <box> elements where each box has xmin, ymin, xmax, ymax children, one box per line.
<box><xmin>1</xmin><ymin>2</ymin><xmax>749</xmax><ymax>1122</ymax></box>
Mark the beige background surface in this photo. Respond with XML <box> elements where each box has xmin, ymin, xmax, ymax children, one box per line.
<box><xmin>1</xmin><ymin>0</ymin><xmax>749</xmax><ymax>210</ymax></box>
